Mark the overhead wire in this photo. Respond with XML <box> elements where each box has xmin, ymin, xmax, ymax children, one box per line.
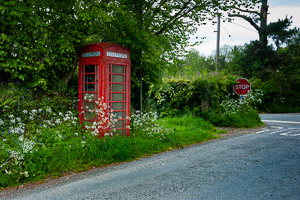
<box><xmin>222</xmin><ymin>25</ymin><xmax>236</xmax><ymax>45</ymax></box>
<box><xmin>231</xmin><ymin>21</ymin><xmax>257</xmax><ymax>33</ymax></box>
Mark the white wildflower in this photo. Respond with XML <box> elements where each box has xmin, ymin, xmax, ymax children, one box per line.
<box><xmin>45</xmin><ymin>107</ymin><xmax>52</xmax><ymax>113</ymax></box>
<box><xmin>55</xmin><ymin>119</ymin><xmax>61</xmax><ymax>124</ymax></box>
<box><xmin>5</xmin><ymin>170</ymin><xmax>12</xmax><ymax>175</ymax></box>
<box><xmin>7</xmin><ymin>149</ymin><xmax>24</xmax><ymax>161</ymax></box>
<box><xmin>19</xmin><ymin>136</ymin><xmax>36</xmax><ymax>154</ymax></box>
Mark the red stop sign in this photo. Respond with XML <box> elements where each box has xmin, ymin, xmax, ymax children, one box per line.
<box><xmin>233</xmin><ymin>78</ymin><xmax>251</xmax><ymax>95</ymax></box>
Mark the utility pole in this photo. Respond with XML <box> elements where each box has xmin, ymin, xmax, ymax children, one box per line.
<box><xmin>216</xmin><ymin>15</ymin><xmax>221</xmax><ymax>71</ymax></box>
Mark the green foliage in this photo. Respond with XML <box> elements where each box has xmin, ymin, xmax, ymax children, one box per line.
<box><xmin>0</xmin><ymin>106</ymin><xmax>219</xmax><ymax>189</ymax></box>
<box><xmin>159</xmin><ymin>115</ymin><xmax>220</xmax><ymax>146</ymax></box>
<box><xmin>267</xmin><ymin>17</ymin><xmax>299</xmax><ymax>48</ymax></box>
<box><xmin>201</xmin><ymin>90</ymin><xmax>264</xmax><ymax>127</ymax></box>
<box><xmin>170</xmin><ymin>49</ymin><xmax>216</xmax><ymax>79</ymax></box>
<box><xmin>0</xmin><ymin>0</ymin><xmax>111</xmax><ymax>89</ymax></box>
<box><xmin>0</xmin><ymin>82</ymin><xmax>77</xmax><ymax>123</ymax></box>
<box><xmin>226</xmin><ymin>41</ymin><xmax>277</xmax><ymax>79</ymax></box>
<box><xmin>150</xmin><ymin>72</ymin><xmax>264</xmax><ymax>127</ymax></box>
<box><xmin>0</xmin><ymin>0</ymin><xmax>261</xmax><ymax>107</ymax></box>
<box><xmin>0</xmin><ymin>106</ymin><xmax>84</xmax><ymax>187</ymax></box>
<box><xmin>223</xmin><ymin>30</ymin><xmax>300</xmax><ymax>112</ymax></box>
<box><xmin>259</xmin><ymin>32</ymin><xmax>300</xmax><ymax>112</ymax></box>
<box><xmin>151</xmin><ymin>72</ymin><xmax>237</xmax><ymax>117</ymax></box>
<box><xmin>203</xmin><ymin>109</ymin><xmax>263</xmax><ymax>128</ymax></box>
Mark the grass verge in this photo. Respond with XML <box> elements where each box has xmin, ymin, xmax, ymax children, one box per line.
<box><xmin>0</xmin><ymin>115</ymin><xmax>223</xmax><ymax>189</ymax></box>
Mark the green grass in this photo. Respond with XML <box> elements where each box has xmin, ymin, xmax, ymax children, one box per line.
<box><xmin>203</xmin><ymin>110</ymin><xmax>264</xmax><ymax>128</ymax></box>
<box><xmin>159</xmin><ymin>115</ymin><xmax>222</xmax><ymax>146</ymax></box>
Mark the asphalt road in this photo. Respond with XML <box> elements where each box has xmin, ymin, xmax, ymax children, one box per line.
<box><xmin>1</xmin><ymin>114</ymin><xmax>300</xmax><ymax>200</ymax></box>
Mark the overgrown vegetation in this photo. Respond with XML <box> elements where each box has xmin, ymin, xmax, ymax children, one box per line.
<box><xmin>150</xmin><ymin>72</ymin><xmax>264</xmax><ymax>127</ymax></box>
<box><xmin>0</xmin><ymin>92</ymin><xmax>221</xmax><ymax>188</ymax></box>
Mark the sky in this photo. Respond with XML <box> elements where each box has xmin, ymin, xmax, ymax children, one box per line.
<box><xmin>188</xmin><ymin>0</ymin><xmax>300</xmax><ymax>56</ymax></box>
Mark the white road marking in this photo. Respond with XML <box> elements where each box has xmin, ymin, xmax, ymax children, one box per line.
<box><xmin>254</xmin><ymin>129</ymin><xmax>270</xmax><ymax>134</ymax></box>
<box><xmin>267</xmin><ymin>129</ymin><xmax>290</xmax><ymax>135</ymax></box>
<box><xmin>262</xmin><ymin>120</ymin><xmax>300</xmax><ymax>124</ymax></box>
<box><xmin>280</xmin><ymin>132</ymin><xmax>300</xmax><ymax>137</ymax></box>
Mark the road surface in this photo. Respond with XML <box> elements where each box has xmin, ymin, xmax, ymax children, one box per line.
<box><xmin>1</xmin><ymin>114</ymin><xmax>300</xmax><ymax>200</ymax></box>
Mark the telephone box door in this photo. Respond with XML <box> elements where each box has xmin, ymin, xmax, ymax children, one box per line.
<box><xmin>78</xmin><ymin>43</ymin><xmax>130</xmax><ymax>136</ymax></box>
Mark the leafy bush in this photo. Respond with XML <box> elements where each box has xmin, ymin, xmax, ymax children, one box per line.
<box><xmin>151</xmin><ymin>72</ymin><xmax>238</xmax><ymax>117</ymax></box>
<box><xmin>0</xmin><ymin>82</ymin><xmax>77</xmax><ymax>119</ymax></box>
<box><xmin>201</xmin><ymin>90</ymin><xmax>264</xmax><ymax>127</ymax></box>
<box><xmin>150</xmin><ymin>73</ymin><xmax>263</xmax><ymax>127</ymax></box>
<box><xmin>203</xmin><ymin>109</ymin><xmax>263</xmax><ymax>128</ymax></box>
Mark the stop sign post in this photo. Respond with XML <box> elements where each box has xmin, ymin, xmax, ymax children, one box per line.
<box><xmin>233</xmin><ymin>78</ymin><xmax>251</xmax><ymax>95</ymax></box>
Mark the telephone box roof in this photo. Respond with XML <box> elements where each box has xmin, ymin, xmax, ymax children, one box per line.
<box><xmin>82</xmin><ymin>42</ymin><xmax>130</xmax><ymax>52</ymax></box>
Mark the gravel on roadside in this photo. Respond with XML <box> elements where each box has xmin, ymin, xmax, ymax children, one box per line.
<box><xmin>216</xmin><ymin>124</ymin><xmax>268</xmax><ymax>139</ymax></box>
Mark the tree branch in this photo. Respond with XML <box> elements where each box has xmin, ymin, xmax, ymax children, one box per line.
<box><xmin>231</xmin><ymin>5</ymin><xmax>260</xmax><ymax>16</ymax></box>
<box><xmin>154</xmin><ymin>0</ymin><xmax>212</xmax><ymax>36</ymax></box>
<box><xmin>228</xmin><ymin>14</ymin><xmax>260</xmax><ymax>31</ymax></box>
<box><xmin>154</xmin><ymin>0</ymin><xmax>193</xmax><ymax>36</ymax></box>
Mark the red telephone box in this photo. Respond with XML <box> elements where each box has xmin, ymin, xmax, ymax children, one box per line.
<box><xmin>78</xmin><ymin>43</ymin><xmax>131</xmax><ymax>136</ymax></box>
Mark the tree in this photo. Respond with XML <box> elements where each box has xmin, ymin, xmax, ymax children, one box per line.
<box><xmin>0</xmin><ymin>0</ymin><xmax>111</xmax><ymax>89</ymax></box>
<box><xmin>172</xmin><ymin>49</ymin><xmax>215</xmax><ymax>79</ymax></box>
<box><xmin>267</xmin><ymin>17</ymin><xmax>299</xmax><ymax>48</ymax></box>
<box><xmin>228</xmin><ymin>0</ymin><xmax>268</xmax><ymax>46</ymax></box>
<box><xmin>273</xmin><ymin>31</ymin><xmax>300</xmax><ymax>111</ymax></box>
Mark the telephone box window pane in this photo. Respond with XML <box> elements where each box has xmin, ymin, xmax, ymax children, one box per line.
<box><xmin>85</xmin><ymin>65</ymin><xmax>95</xmax><ymax>73</ymax></box>
<box><xmin>85</xmin><ymin>102</ymin><xmax>95</xmax><ymax>110</ymax></box>
<box><xmin>112</xmin><ymin>84</ymin><xmax>124</xmax><ymax>92</ymax></box>
<box><xmin>112</xmin><ymin>65</ymin><xmax>124</xmax><ymax>73</ymax></box>
<box><xmin>84</xmin><ymin>93</ymin><xmax>95</xmax><ymax>101</ymax></box>
<box><xmin>85</xmin><ymin>84</ymin><xmax>95</xmax><ymax>91</ymax></box>
<box><xmin>112</xmin><ymin>102</ymin><xmax>123</xmax><ymax>110</ymax></box>
<box><xmin>114</xmin><ymin>111</ymin><xmax>124</xmax><ymax>119</ymax></box>
<box><xmin>112</xmin><ymin>93</ymin><xmax>123</xmax><ymax>101</ymax></box>
<box><xmin>115</xmin><ymin>120</ymin><xmax>124</xmax><ymax>128</ymax></box>
<box><xmin>85</xmin><ymin>112</ymin><xmax>96</xmax><ymax>120</ymax></box>
<box><xmin>112</xmin><ymin>75</ymin><xmax>123</xmax><ymax>83</ymax></box>
<box><xmin>84</xmin><ymin>121</ymin><xmax>94</xmax><ymax>127</ymax></box>
<box><xmin>85</xmin><ymin>75</ymin><xmax>95</xmax><ymax>82</ymax></box>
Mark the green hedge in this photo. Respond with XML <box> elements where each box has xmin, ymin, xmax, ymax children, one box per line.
<box><xmin>151</xmin><ymin>72</ymin><xmax>237</xmax><ymax>117</ymax></box>
<box><xmin>150</xmin><ymin>72</ymin><xmax>263</xmax><ymax>127</ymax></box>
